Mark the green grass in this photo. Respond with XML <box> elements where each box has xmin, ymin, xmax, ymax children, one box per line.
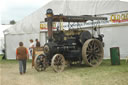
<box><xmin>0</xmin><ymin>57</ymin><xmax>128</xmax><ymax>85</ymax></box>
<box><xmin>0</xmin><ymin>55</ymin><xmax>3</xmax><ymax>60</ymax></box>
<box><xmin>0</xmin><ymin>55</ymin><xmax>32</xmax><ymax>64</ymax></box>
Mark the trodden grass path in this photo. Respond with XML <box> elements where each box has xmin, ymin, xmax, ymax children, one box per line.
<box><xmin>0</xmin><ymin>57</ymin><xmax>128</xmax><ymax>85</ymax></box>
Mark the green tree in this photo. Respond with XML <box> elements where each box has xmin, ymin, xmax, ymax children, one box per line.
<box><xmin>10</xmin><ymin>20</ymin><xmax>16</xmax><ymax>24</ymax></box>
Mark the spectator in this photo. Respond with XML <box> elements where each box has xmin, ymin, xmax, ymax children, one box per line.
<box><xmin>32</xmin><ymin>39</ymin><xmax>41</xmax><ymax>68</ymax></box>
<box><xmin>29</xmin><ymin>39</ymin><xmax>34</xmax><ymax>58</ymax></box>
<box><xmin>16</xmin><ymin>42</ymin><xmax>29</xmax><ymax>75</ymax></box>
<box><xmin>35</xmin><ymin>39</ymin><xmax>40</xmax><ymax>47</ymax></box>
<box><xmin>29</xmin><ymin>39</ymin><xmax>37</xmax><ymax>68</ymax></box>
<box><xmin>2</xmin><ymin>48</ymin><xmax>6</xmax><ymax>60</ymax></box>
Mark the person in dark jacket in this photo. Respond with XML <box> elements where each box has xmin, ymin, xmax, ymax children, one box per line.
<box><xmin>16</xmin><ymin>42</ymin><xmax>29</xmax><ymax>75</ymax></box>
<box><xmin>31</xmin><ymin>39</ymin><xmax>41</xmax><ymax>68</ymax></box>
<box><xmin>35</xmin><ymin>39</ymin><xmax>40</xmax><ymax>47</ymax></box>
<box><xmin>2</xmin><ymin>49</ymin><xmax>6</xmax><ymax>60</ymax></box>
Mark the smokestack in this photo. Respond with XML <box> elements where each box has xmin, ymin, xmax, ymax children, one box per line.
<box><xmin>46</xmin><ymin>8</ymin><xmax>53</xmax><ymax>42</ymax></box>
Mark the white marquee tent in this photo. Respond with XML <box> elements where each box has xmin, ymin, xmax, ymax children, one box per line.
<box><xmin>0</xmin><ymin>25</ymin><xmax>12</xmax><ymax>54</ymax></box>
<box><xmin>4</xmin><ymin>0</ymin><xmax>128</xmax><ymax>59</ymax></box>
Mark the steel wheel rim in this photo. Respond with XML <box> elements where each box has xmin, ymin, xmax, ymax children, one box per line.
<box><xmin>34</xmin><ymin>54</ymin><xmax>46</xmax><ymax>71</ymax></box>
<box><xmin>51</xmin><ymin>54</ymin><xmax>65</xmax><ymax>72</ymax></box>
<box><xmin>82</xmin><ymin>39</ymin><xmax>104</xmax><ymax>67</ymax></box>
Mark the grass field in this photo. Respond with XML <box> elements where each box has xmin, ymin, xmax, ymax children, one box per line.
<box><xmin>0</xmin><ymin>56</ymin><xmax>128</xmax><ymax>85</ymax></box>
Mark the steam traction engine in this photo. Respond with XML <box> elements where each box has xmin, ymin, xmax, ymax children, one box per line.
<box><xmin>34</xmin><ymin>9</ymin><xmax>107</xmax><ymax>72</ymax></box>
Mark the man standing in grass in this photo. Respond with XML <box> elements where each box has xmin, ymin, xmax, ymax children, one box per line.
<box><xmin>16</xmin><ymin>42</ymin><xmax>29</xmax><ymax>75</ymax></box>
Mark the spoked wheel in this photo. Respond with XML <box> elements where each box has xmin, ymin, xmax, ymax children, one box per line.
<box><xmin>51</xmin><ymin>54</ymin><xmax>66</xmax><ymax>72</ymax></box>
<box><xmin>34</xmin><ymin>54</ymin><xmax>47</xmax><ymax>72</ymax></box>
<box><xmin>82</xmin><ymin>39</ymin><xmax>104</xmax><ymax>67</ymax></box>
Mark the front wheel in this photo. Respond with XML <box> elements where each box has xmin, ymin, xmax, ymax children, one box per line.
<box><xmin>34</xmin><ymin>54</ymin><xmax>47</xmax><ymax>72</ymax></box>
<box><xmin>51</xmin><ymin>54</ymin><xmax>66</xmax><ymax>72</ymax></box>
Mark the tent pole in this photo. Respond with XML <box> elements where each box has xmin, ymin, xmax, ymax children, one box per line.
<box><xmin>39</xmin><ymin>32</ymin><xmax>41</xmax><ymax>43</ymax></box>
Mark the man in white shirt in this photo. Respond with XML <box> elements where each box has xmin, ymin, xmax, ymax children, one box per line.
<box><xmin>29</xmin><ymin>39</ymin><xmax>35</xmax><ymax>68</ymax></box>
<box><xmin>29</xmin><ymin>39</ymin><xmax>34</xmax><ymax>58</ymax></box>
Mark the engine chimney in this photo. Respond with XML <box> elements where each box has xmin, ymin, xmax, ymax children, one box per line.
<box><xmin>46</xmin><ymin>9</ymin><xmax>53</xmax><ymax>42</ymax></box>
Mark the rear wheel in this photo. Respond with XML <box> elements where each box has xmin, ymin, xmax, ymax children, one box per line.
<box><xmin>51</xmin><ymin>54</ymin><xmax>66</xmax><ymax>72</ymax></box>
<box><xmin>82</xmin><ymin>39</ymin><xmax>104</xmax><ymax>67</ymax></box>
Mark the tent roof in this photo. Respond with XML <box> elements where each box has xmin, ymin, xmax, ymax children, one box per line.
<box><xmin>0</xmin><ymin>25</ymin><xmax>12</xmax><ymax>37</ymax></box>
<box><xmin>4</xmin><ymin>0</ymin><xmax>128</xmax><ymax>34</ymax></box>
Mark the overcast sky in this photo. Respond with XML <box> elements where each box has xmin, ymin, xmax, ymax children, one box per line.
<box><xmin>0</xmin><ymin>0</ymin><xmax>52</xmax><ymax>24</ymax></box>
<box><xmin>0</xmin><ymin>0</ymin><xmax>128</xmax><ymax>24</ymax></box>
